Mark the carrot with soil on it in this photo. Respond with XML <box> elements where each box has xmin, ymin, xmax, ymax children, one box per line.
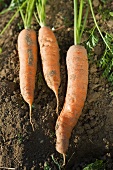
<box><xmin>55</xmin><ymin>0</ymin><xmax>89</xmax><ymax>165</ymax></box>
<box><xmin>35</xmin><ymin>0</ymin><xmax>60</xmax><ymax>114</ymax></box>
<box><xmin>18</xmin><ymin>0</ymin><xmax>37</xmax><ymax>131</ymax></box>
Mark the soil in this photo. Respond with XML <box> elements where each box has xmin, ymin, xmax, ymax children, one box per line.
<box><xmin>0</xmin><ymin>0</ymin><xmax>113</xmax><ymax>170</ymax></box>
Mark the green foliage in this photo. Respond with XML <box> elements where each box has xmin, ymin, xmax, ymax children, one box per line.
<box><xmin>9</xmin><ymin>0</ymin><xmax>25</xmax><ymax>9</ymax></box>
<box><xmin>24</xmin><ymin>0</ymin><xmax>36</xmax><ymax>28</ymax></box>
<box><xmin>98</xmin><ymin>4</ymin><xmax>113</xmax><ymax>21</ymax></box>
<box><xmin>35</xmin><ymin>0</ymin><xmax>47</xmax><ymax>27</ymax></box>
<box><xmin>85</xmin><ymin>22</ymin><xmax>113</xmax><ymax>84</ymax></box>
<box><xmin>0</xmin><ymin>0</ymin><xmax>25</xmax><ymax>15</ymax></box>
<box><xmin>74</xmin><ymin>0</ymin><xmax>89</xmax><ymax>45</ymax></box>
<box><xmin>0</xmin><ymin>1</ymin><xmax>27</xmax><ymax>35</ymax></box>
<box><xmin>88</xmin><ymin>0</ymin><xmax>113</xmax><ymax>85</ymax></box>
<box><xmin>83</xmin><ymin>160</ymin><xmax>105</xmax><ymax>170</ymax></box>
<box><xmin>86</xmin><ymin>33</ymin><xmax>98</xmax><ymax>52</ymax></box>
<box><xmin>99</xmin><ymin>7</ymin><xmax>110</xmax><ymax>20</ymax></box>
<box><xmin>86</xmin><ymin>26</ymin><xmax>113</xmax><ymax>84</ymax></box>
<box><xmin>85</xmin><ymin>27</ymin><xmax>99</xmax><ymax>57</ymax></box>
<box><xmin>99</xmin><ymin>33</ymin><xmax>113</xmax><ymax>84</ymax></box>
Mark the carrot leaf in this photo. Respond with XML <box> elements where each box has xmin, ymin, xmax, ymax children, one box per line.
<box><xmin>83</xmin><ymin>159</ymin><xmax>105</xmax><ymax>170</ymax></box>
<box><xmin>0</xmin><ymin>0</ymin><xmax>25</xmax><ymax>15</ymax></box>
<box><xmin>88</xmin><ymin>0</ymin><xmax>113</xmax><ymax>55</ymax></box>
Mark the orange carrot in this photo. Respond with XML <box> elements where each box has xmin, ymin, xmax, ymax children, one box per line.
<box><xmin>35</xmin><ymin>0</ymin><xmax>61</xmax><ymax>113</ymax></box>
<box><xmin>55</xmin><ymin>45</ymin><xmax>88</xmax><ymax>163</ymax></box>
<box><xmin>18</xmin><ymin>28</ymin><xmax>37</xmax><ymax>130</ymax></box>
<box><xmin>38</xmin><ymin>26</ymin><xmax>60</xmax><ymax>113</ymax></box>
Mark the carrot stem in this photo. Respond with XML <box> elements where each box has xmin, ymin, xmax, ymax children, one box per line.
<box><xmin>74</xmin><ymin>0</ymin><xmax>78</xmax><ymax>45</ymax></box>
<box><xmin>34</xmin><ymin>11</ymin><xmax>40</xmax><ymax>24</ymax></box>
<box><xmin>74</xmin><ymin>0</ymin><xmax>89</xmax><ymax>45</ymax></box>
<box><xmin>78</xmin><ymin>0</ymin><xmax>83</xmax><ymax>28</ymax></box>
<box><xmin>18</xmin><ymin>0</ymin><xmax>36</xmax><ymax>29</ymax></box>
<box><xmin>36</xmin><ymin>0</ymin><xmax>47</xmax><ymax>27</ymax></box>
<box><xmin>26</xmin><ymin>0</ymin><xmax>36</xmax><ymax>28</ymax></box>
<box><xmin>78</xmin><ymin>0</ymin><xmax>84</xmax><ymax>43</ymax></box>
<box><xmin>79</xmin><ymin>5</ymin><xmax>89</xmax><ymax>42</ymax></box>
<box><xmin>18</xmin><ymin>0</ymin><xmax>26</xmax><ymax>27</ymax></box>
<box><xmin>24</xmin><ymin>0</ymin><xmax>29</xmax><ymax>27</ymax></box>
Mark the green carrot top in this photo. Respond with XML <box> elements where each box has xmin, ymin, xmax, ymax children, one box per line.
<box><xmin>74</xmin><ymin>0</ymin><xmax>89</xmax><ymax>45</ymax></box>
<box><xmin>34</xmin><ymin>0</ymin><xmax>47</xmax><ymax>27</ymax></box>
<box><xmin>19</xmin><ymin>0</ymin><xmax>36</xmax><ymax>29</ymax></box>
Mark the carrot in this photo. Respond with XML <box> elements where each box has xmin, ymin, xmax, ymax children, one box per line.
<box><xmin>55</xmin><ymin>45</ymin><xmax>88</xmax><ymax>162</ymax></box>
<box><xmin>35</xmin><ymin>0</ymin><xmax>60</xmax><ymax>114</ymax></box>
<box><xmin>18</xmin><ymin>0</ymin><xmax>37</xmax><ymax>130</ymax></box>
<box><xmin>18</xmin><ymin>29</ymin><xmax>37</xmax><ymax>130</ymax></box>
<box><xmin>55</xmin><ymin>0</ymin><xmax>89</xmax><ymax>165</ymax></box>
<box><xmin>38</xmin><ymin>26</ymin><xmax>60</xmax><ymax>113</ymax></box>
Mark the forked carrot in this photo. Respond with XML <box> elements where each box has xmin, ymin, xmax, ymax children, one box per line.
<box><xmin>55</xmin><ymin>0</ymin><xmax>89</xmax><ymax>165</ymax></box>
<box><xmin>35</xmin><ymin>0</ymin><xmax>60</xmax><ymax>114</ymax></box>
<box><xmin>18</xmin><ymin>0</ymin><xmax>37</xmax><ymax>130</ymax></box>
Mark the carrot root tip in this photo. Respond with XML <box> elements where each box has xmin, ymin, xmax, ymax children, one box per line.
<box><xmin>55</xmin><ymin>91</ymin><xmax>59</xmax><ymax>115</ymax></box>
<box><xmin>56</xmin><ymin>105</ymin><xmax>59</xmax><ymax>116</ymax></box>
<box><xmin>29</xmin><ymin>104</ymin><xmax>35</xmax><ymax>131</ymax></box>
<box><xmin>62</xmin><ymin>153</ymin><xmax>66</xmax><ymax>166</ymax></box>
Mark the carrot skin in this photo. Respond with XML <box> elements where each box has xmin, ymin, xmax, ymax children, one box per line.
<box><xmin>38</xmin><ymin>26</ymin><xmax>60</xmax><ymax>113</ymax></box>
<box><xmin>18</xmin><ymin>28</ymin><xmax>37</xmax><ymax>110</ymax></box>
<box><xmin>55</xmin><ymin>45</ymin><xmax>88</xmax><ymax>154</ymax></box>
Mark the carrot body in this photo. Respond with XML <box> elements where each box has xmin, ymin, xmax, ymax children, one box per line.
<box><xmin>18</xmin><ymin>28</ymin><xmax>37</xmax><ymax>129</ymax></box>
<box><xmin>38</xmin><ymin>26</ymin><xmax>60</xmax><ymax>113</ymax></box>
<box><xmin>55</xmin><ymin>45</ymin><xmax>88</xmax><ymax>154</ymax></box>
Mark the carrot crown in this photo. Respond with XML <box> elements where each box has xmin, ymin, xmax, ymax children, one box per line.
<box><xmin>34</xmin><ymin>0</ymin><xmax>47</xmax><ymax>27</ymax></box>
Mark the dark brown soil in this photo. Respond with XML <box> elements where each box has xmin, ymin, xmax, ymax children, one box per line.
<box><xmin>1</xmin><ymin>0</ymin><xmax>113</xmax><ymax>170</ymax></box>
